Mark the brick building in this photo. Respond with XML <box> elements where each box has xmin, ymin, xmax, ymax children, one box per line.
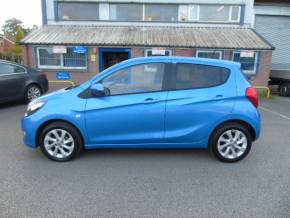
<box><xmin>21</xmin><ymin>0</ymin><xmax>274</xmax><ymax>86</ymax></box>
<box><xmin>0</xmin><ymin>35</ymin><xmax>15</xmax><ymax>53</ymax></box>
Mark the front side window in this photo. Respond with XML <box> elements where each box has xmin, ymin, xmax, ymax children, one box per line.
<box><xmin>175</xmin><ymin>63</ymin><xmax>230</xmax><ymax>90</ymax></box>
<box><xmin>196</xmin><ymin>50</ymin><xmax>222</xmax><ymax>59</ymax></box>
<box><xmin>101</xmin><ymin>63</ymin><xmax>165</xmax><ymax>95</ymax></box>
<box><xmin>233</xmin><ymin>51</ymin><xmax>258</xmax><ymax>74</ymax></box>
<box><xmin>145</xmin><ymin>4</ymin><xmax>178</xmax><ymax>22</ymax></box>
<box><xmin>57</xmin><ymin>2</ymin><xmax>99</xmax><ymax>21</ymax></box>
<box><xmin>110</xmin><ymin>4</ymin><xmax>142</xmax><ymax>21</ymax></box>
<box><xmin>0</xmin><ymin>63</ymin><xmax>25</xmax><ymax>75</ymax></box>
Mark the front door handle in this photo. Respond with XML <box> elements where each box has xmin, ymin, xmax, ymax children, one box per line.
<box><xmin>215</xmin><ymin>94</ymin><xmax>224</xmax><ymax>98</ymax></box>
<box><xmin>143</xmin><ymin>98</ymin><xmax>160</xmax><ymax>104</ymax></box>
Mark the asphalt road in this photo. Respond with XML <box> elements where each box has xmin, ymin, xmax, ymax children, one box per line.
<box><xmin>0</xmin><ymin>97</ymin><xmax>290</xmax><ymax>217</ymax></box>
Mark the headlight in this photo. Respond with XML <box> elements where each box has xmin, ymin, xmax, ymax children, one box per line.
<box><xmin>25</xmin><ymin>100</ymin><xmax>46</xmax><ymax>117</ymax></box>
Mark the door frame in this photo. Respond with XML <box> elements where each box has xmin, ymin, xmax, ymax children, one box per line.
<box><xmin>99</xmin><ymin>48</ymin><xmax>131</xmax><ymax>72</ymax></box>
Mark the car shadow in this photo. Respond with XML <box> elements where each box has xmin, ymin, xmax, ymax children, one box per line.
<box><xmin>0</xmin><ymin>101</ymin><xmax>24</xmax><ymax>110</ymax></box>
<box><xmin>79</xmin><ymin>148</ymin><xmax>213</xmax><ymax>162</ymax></box>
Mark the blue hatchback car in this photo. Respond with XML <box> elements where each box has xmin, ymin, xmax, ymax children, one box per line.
<box><xmin>22</xmin><ymin>57</ymin><xmax>260</xmax><ymax>162</ymax></box>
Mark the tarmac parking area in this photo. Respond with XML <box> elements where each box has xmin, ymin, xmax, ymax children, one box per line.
<box><xmin>0</xmin><ymin>97</ymin><xmax>290</xmax><ymax>217</ymax></box>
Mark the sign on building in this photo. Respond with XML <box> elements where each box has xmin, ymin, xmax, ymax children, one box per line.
<box><xmin>56</xmin><ymin>72</ymin><xmax>71</xmax><ymax>80</ymax></box>
<box><xmin>53</xmin><ymin>46</ymin><xmax>67</xmax><ymax>54</ymax></box>
<box><xmin>73</xmin><ymin>46</ymin><xmax>88</xmax><ymax>54</ymax></box>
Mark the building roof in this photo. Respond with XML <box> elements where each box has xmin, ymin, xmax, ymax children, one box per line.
<box><xmin>0</xmin><ymin>35</ymin><xmax>15</xmax><ymax>44</ymax></box>
<box><xmin>21</xmin><ymin>25</ymin><xmax>274</xmax><ymax>50</ymax></box>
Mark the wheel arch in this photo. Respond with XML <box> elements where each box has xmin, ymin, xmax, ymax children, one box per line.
<box><xmin>209</xmin><ymin>119</ymin><xmax>256</xmax><ymax>143</ymax></box>
<box><xmin>35</xmin><ymin>119</ymin><xmax>85</xmax><ymax>148</ymax></box>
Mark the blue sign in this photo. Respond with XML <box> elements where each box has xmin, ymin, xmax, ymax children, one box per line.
<box><xmin>73</xmin><ymin>46</ymin><xmax>88</xmax><ymax>54</ymax></box>
<box><xmin>56</xmin><ymin>72</ymin><xmax>71</xmax><ymax>80</ymax></box>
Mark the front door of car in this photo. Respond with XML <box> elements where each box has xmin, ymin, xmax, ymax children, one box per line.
<box><xmin>0</xmin><ymin>63</ymin><xmax>26</xmax><ymax>101</ymax></box>
<box><xmin>85</xmin><ymin>62</ymin><xmax>169</xmax><ymax>146</ymax></box>
<box><xmin>164</xmin><ymin>63</ymin><xmax>236</xmax><ymax>146</ymax></box>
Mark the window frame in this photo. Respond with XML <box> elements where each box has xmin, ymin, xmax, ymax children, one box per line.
<box><xmin>36</xmin><ymin>47</ymin><xmax>88</xmax><ymax>70</ymax></box>
<box><xmin>232</xmin><ymin>51</ymin><xmax>258</xmax><ymax>75</ymax></box>
<box><xmin>171</xmin><ymin>62</ymin><xmax>231</xmax><ymax>91</ymax></box>
<box><xmin>188</xmin><ymin>4</ymin><xmax>241</xmax><ymax>23</ymax></box>
<box><xmin>144</xmin><ymin>3</ymin><xmax>179</xmax><ymax>22</ymax></box>
<box><xmin>97</xmin><ymin>62</ymin><xmax>170</xmax><ymax>97</ymax></box>
<box><xmin>109</xmin><ymin>3</ymin><xmax>143</xmax><ymax>21</ymax></box>
<box><xmin>196</xmin><ymin>50</ymin><xmax>223</xmax><ymax>60</ymax></box>
<box><xmin>56</xmin><ymin>1</ymin><xmax>99</xmax><ymax>21</ymax></box>
<box><xmin>0</xmin><ymin>62</ymin><xmax>27</xmax><ymax>77</ymax></box>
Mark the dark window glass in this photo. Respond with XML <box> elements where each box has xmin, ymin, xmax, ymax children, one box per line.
<box><xmin>58</xmin><ymin>2</ymin><xmax>99</xmax><ymax>21</ymax></box>
<box><xmin>197</xmin><ymin>51</ymin><xmax>222</xmax><ymax>59</ymax></box>
<box><xmin>0</xmin><ymin>63</ymin><xmax>25</xmax><ymax>75</ymax></box>
<box><xmin>63</xmin><ymin>48</ymin><xmax>87</xmax><ymax>67</ymax></box>
<box><xmin>145</xmin><ymin>4</ymin><xmax>178</xmax><ymax>22</ymax></box>
<box><xmin>233</xmin><ymin>52</ymin><xmax>257</xmax><ymax>73</ymax></box>
<box><xmin>110</xmin><ymin>4</ymin><xmax>143</xmax><ymax>21</ymax></box>
<box><xmin>175</xmin><ymin>63</ymin><xmax>230</xmax><ymax>89</ymax></box>
<box><xmin>38</xmin><ymin>48</ymin><xmax>61</xmax><ymax>66</ymax></box>
<box><xmin>101</xmin><ymin>63</ymin><xmax>165</xmax><ymax>95</ymax></box>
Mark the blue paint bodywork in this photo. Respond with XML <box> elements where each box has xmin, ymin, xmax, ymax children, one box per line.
<box><xmin>22</xmin><ymin>57</ymin><xmax>261</xmax><ymax>149</ymax></box>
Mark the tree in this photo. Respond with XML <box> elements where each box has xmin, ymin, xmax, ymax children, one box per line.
<box><xmin>1</xmin><ymin>18</ymin><xmax>24</xmax><ymax>41</ymax></box>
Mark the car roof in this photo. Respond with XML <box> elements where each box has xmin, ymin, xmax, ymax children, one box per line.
<box><xmin>121</xmin><ymin>56</ymin><xmax>241</xmax><ymax>68</ymax></box>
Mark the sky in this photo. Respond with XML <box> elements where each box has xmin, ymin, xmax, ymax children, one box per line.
<box><xmin>0</xmin><ymin>0</ymin><xmax>42</xmax><ymax>33</ymax></box>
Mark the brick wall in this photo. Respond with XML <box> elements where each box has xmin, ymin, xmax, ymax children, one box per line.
<box><xmin>250</xmin><ymin>51</ymin><xmax>272</xmax><ymax>86</ymax></box>
<box><xmin>24</xmin><ymin>45</ymin><xmax>273</xmax><ymax>88</ymax></box>
<box><xmin>174</xmin><ymin>48</ymin><xmax>195</xmax><ymax>56</ymax></box>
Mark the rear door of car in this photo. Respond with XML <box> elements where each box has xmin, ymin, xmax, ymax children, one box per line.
<box><xmin>0</xmin><ymin>62</ymin><xmax>27</xmax><ymax>101</ymax></box>
<box><xmin>164</xmin><ymin>62</ymin><xmax>236</xmax><ymax>146</ymax></box>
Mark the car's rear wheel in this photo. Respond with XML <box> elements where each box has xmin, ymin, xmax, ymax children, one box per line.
<box><xmin>39</xmin><ymin>122</ymin><xmax>82</xmax><ymax>162</ymax></box>
<box><xmin>24</xmin><ymin>84</ymin><xmax>42</xmax><ymax>103</ymax></box>
<box><xmin>210</xmin><ymin>123</ymin><xmax>252</xmax><ymax>163</ymax></box>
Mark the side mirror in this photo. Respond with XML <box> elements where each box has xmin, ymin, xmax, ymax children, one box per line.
<box><xmin>90</xmin><ymin>83</ymin><xmax>106</xmax><ymax>96</ymax></box>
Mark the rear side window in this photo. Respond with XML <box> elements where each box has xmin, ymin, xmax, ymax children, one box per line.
<box><xmin>175</xmin><ymin>63</ymin><xmax>230</xmax><ymax>90</ymax></box>
<box><xmin>0</xmin><ymin>63</ymin><xmax>25</xmax><ymax>75</ymax></box>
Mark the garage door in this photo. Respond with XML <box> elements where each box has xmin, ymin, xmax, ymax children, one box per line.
<box><xmin>255</xmin><ymin>15</ymin><xmax>290</xmax><ymax>70</ymax></box>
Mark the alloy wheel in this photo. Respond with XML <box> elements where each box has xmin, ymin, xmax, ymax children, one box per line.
<box><xmin>217</xmin><ymin>129</ymin><xmax>248</xmax><ymax>160</ymax></box>
<box><xmin>44</xmin><ymin>129</ymin><xmax>75</xmax><ymax>159</ymax></box>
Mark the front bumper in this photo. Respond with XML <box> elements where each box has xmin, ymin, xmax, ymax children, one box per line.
<box><xmin>21</xmin><ymin>115</ymin><xmax>39</xmax><ymax>148</ymax></box>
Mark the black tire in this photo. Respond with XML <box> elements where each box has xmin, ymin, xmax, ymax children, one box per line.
<box><xmin>279</xmin><ymin>83</ymin><xmax>290</xmax><ymax>97</ymax></box>
<box><xmin>39</xmin><ymin>122</ymin><xmax>83</xmax><ymax>162</ymax></box>
<box><xmin>24</xmin><ymin>84</ymin><xmax>42</xmax><ymax>103</ymax></box>
<box><xmin>210</xmin><ymin>122</ymin><xmax>252</xmax><ymax>163</ymax></box>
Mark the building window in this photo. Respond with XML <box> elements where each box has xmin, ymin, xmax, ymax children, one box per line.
<box><xmin>196</xmin><ymin>50</ymin><xmax>222</xmax><ymax>59</ymax></box>
<box><xmin>188</xmin><ymin>5</ymin><xmax>241</xmax><ymax>23</ymax></box>
<box><xmin>37</xmin><ymin>47</ymin><xmax>87</xmax><ymax>69</ymax></box>
<box><xmin>57</xmin><ymin>2</ymin><xmax>99</xmax><ymax>21</ymax></box>
<box><xmin>145</xmin><ymin>49</ymin><xmax>172</xmax><ymax>56</ymax></box>
<box><xmin>145</xmin><ymin>4</ymin><xmax>178</xmax><ymax>22</ymax></box>
<box><xmin>110</xmin><ymin>4</ymin><xmax>143</xmax><ymax>21</ymax></box>
<box><xmin>232</xmin><ymin>51</ymin><xmax>258</xmax><ymax>74</ymax></box>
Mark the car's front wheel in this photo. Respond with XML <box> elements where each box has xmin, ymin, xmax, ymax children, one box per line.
<box><xmin>39</xmin><ymin>122</ymin><xmax>83</xmax><ymax>161</ymax></box>
<box><xmin>210</xmin><ymin>123</ymin><xmax>252</xmax><ymax>163</ymax></box>
<box><xmin>24</xmin><ymin>84</ymin><xmax>42</xmax><ymax>103</ymax></box>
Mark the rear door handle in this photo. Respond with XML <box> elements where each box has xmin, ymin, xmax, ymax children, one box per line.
<box><xmin>215</xmin><ymin>95</ymin><xmax>223</xmax><ymax>98</ymax></box>
<box><xmin>143</xmin><ymin>98</ymin><xmax>160</xmax><ymax>104</ymax></box>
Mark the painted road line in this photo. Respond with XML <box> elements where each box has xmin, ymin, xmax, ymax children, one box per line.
<box><xmin>260</xmin><ymin>106</ymin><xmax>290</xmax><ymax>120</ymax></box>
<box><xmin>274</xmin><ymin>96</ymin><xmax>290</xmax><ymax>103</ymax></box>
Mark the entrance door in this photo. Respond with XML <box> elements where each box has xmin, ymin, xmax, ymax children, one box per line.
<box><xmin>99</xmin><ymin>48</ymin><xmax>131</xmax><ymax>71</ymax></box>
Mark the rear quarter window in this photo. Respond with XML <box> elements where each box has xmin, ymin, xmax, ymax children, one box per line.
<box><xmin>175</xmin><ymin>63</ymin><xmax>230</xmax><ymax>90</ymax></box>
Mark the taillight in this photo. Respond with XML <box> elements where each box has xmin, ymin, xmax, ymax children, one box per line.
<box><xmin>41</xmin><ymin>73</ymin><xmax>48</xmax><ymax>80</ymax></box>
<box><xmin>246</xmin><ymin>87</ymin><xmax>259</xmax><ymax>108</ymax></box>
